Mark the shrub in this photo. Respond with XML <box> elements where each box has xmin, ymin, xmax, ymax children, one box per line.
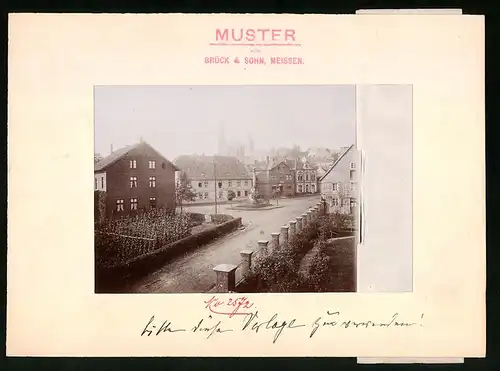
<box><xmin>306</xmin><ymin>239</ymin><xmax>333</xmax><ymax>292</ymax></box>
<box><xmin>210</xmin><ymin>214</ymin><xmax>233</xmax><ymax>224</ymax></box>
<box><xmin>186</xmin><ymin>212</ymin><xmax>205</xmax><ymax>227</ymax></box>
<box><xmin>250</xmin><ymin>220</ymin><xmax>322</xmax><ymax>292</ymax></box>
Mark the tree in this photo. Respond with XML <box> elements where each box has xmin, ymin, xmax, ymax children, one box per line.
<box><xmin>227</xmin><ymin>189</ymin><xmax>236</xmax><ymax>201</ymax></box>
<box><xmin>175</xmin><ymin>172</ymin><xmax>196</xmax><ymax>212</ymax></box>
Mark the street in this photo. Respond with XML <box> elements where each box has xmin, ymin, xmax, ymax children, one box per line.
<box><xmin>127</xmin><ymin>195</ymin><xmax>321</xmax><ymax>293</ymax></box>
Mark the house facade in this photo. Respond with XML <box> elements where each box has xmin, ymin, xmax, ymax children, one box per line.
<box><xmin>269</xmin><ymin>160</ymin><xmax>295</xmax><ymax>197</ymax></box>
<box><xmin>173</xmin><ymin>155</ymin><xmax>253</xmax><ymax>202</ymax></box>
<box><xmin>254</xmin><ymin>157</ymin><xmax>320</xmax><ymax>199</ymax></box>
<box><xmin>295</xmin><ymin>159</ymin><xmax>318</xmax><ymax>194</ymax></box>
<box><xmin>319</xmin><ymin>144</ymin><xmax>359</xmax><ymax>215</ymax></box>
<box><xmin>94</xmin><ymin>141</ymin><xmax>179</xmax><ymax>219</ymax></box>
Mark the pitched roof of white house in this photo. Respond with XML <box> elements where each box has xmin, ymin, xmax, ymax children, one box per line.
<box><xmin>319</xmin><ymin>144</ymin><xmax>355</xmax><ymax>182</ymax></box>
<box><xmin>173</xmin><ymin>155</ymin><xmax>251</xmax><ymax>180</ymax></box>
<box><xmin>94</xmin><ymin>141</ymin><xmax>180</xmax><ymax>172</ymax></box>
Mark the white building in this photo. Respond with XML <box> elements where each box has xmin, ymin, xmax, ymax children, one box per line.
<box><xmin>319</xmin><ymin>144</ymin><xmax>359</xmax><ymax>214</ymax></box>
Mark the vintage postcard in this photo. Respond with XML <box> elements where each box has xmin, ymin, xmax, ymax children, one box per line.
<box><xmin>7</xmin><ymin>13</ymin><xmax>485</xmax><ymax>357</ymax></box>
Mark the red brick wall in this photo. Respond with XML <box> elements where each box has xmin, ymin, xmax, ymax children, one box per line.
<box><xmin>103</xmin><ymin>143</ymin><xmax>176</xmax><ymax>218</ymax></box>
<box><xmin>269</xmin><ymin>163</ymin><xmax>295</xmax><ymax>197</ymax></box>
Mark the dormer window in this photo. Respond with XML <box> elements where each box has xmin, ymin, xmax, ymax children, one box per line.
<box><xmin>130</xmin><ymin>160</ymin><xmax>137</xmax><ymax>169</ymax></box>
<box><xmin>148</xmin><ymin>160</ymin><xmax>156</xmax><ymax>169</ymax></box>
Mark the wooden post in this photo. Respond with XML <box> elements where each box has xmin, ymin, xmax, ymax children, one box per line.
<box><xmin>280</xmin><ymin>225</ymin><xmax>289</xmax><ymax>246</ymax></box>
<box><xmin>213</xmin><ymin>264</ymin><xmax>238</xmax><ymax>293</ymax></box>
<box><xmin>240</xmin><ymin>250</ymin><xmax>254</xmax><ymax>278</ymax></box>
<box><xmin>296</xmin><ymin>216</ymin><xmax>303</xmax><ymax>232</ymax></box>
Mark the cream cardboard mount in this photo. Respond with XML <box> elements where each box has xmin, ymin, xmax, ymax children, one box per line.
<box><xmin>6</xmin><ymin>13</ymin><xmax>485</xmax><ymax>359</ymax></box>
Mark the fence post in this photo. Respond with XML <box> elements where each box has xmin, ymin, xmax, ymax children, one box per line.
<box><xmin>213</xmin><ymin>264</ymin><xmax>238</xmax><ymax>293</ymax></box>
<box><xmin>240</xmin><ymin>250</ymin><xmax>254</xmax><ymax>279</ymax></box>
<box><xmin>257</xmin><ymin>240</ymin><xmax>269</xmax><ymax>250</ymax></box>
<box><xmin>302</xmin><ymin>213</ymin><xmax>308</xmax><ymax>226</ymax></box>
<box><xmin>296</xmin><ymin>216</ymin><xmax>303</xmax><ymax>232</ymax></box>
<box><xmin>280</xmin><ymin>225</ymin><xmax>289</xmax><ymax>246</ymax></box>
<box><xmin>271</xmin><ymin>232</ymin><xmax>280</xmax><ymax>248</ymax></box>
<box><xmin>289</xmin><ymin>221</ymin><xmax>297</xmax><ymax>237</ymax></box>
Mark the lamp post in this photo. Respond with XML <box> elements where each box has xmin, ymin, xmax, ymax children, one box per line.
<box><xmin>214</xmin><ymin>158</ymin><xmax>218</xmax><ymax>215</ymax></box>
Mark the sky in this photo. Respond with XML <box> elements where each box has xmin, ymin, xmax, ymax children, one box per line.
<box><xmin>94</xmin><ymin>85</ymin><xmax>356</xmax><ymax>160</ymax></box>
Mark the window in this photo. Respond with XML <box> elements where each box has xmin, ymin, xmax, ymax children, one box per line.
<box><xmin>306</xmin><ymin>173</ymin><xmax>310</xmax><ymax>181</ymax></box>
<box><xmin>343</xmin><ymin>199</ymin><xmax>349</xmax><ymax>206</ymax></box>
<box><xmin>286</xmin><ymin>174</ymin><xmax>291</xmax><ymax>180</ymax></box>
<box><xmin>101</xmin><ymin>178</ymin><xmax>104</xmax><ymax>189</ymax></box>
<box><xmin>218</xmin><ymin>182</ymin><xmax>222</xmax><ymax>188</ymax></box>
<box><xmin>116</xmin><ymin>199</ymin><xmax>124</xmax><ymax>211</ymax></box>
<box><xmin>350</xmin><ymin>162</ymin><xmax>356</xmax><ymax>170</ymax></box>
<box><xmin>130</xmin><ymin>198</ymin><xmax>138</xmax><ymax>210</ymax></box>
<box><xmin>237</xmin><ymin>180</ymin><xmax>241</xmax><ymax>186</ymax></box>
<box><xmin>350</xmin><ymin>182</ymin><xmax>356</xmax><ymax>191</ymax></box>
<box><xmin>149</xmin><ymin>176</ymin><xmax>156</xmax><ymax>188</ymax></box>
<box><xmin>350</xmin><ymin>170</ymin><xmax>356</xmax><ymax>181</ymax></box>
<box><xmin>350</xmin><ymin>198</ymin><xmax>357</xmax><ymax>208</ymax></box>
<box><xmin>280</xmin><ymin>173</ymin><xmax>284</xmax><ymax>179</ymax></box>
<box><xmin>244</xmin><ymin>180</ymin><xmax>248</xmax><ymax>186</ymax></box>
<box><xmin>332</xmin><ymin>183</ymin><xmax>338</xmax><ymax>191</ymax></box>
<box><xmin>228</xmin><ymin>181</ymin><xmax>232</xmax><ymax>187</ymax></box>
<box><xmin>149</xmin><ymin>160</ymin><xmax>156</xmax><ymax>169</ymax></box>
<box><xmin>198</xmin><ymin>193</ymin><xmax>203</xmax><ymax>199</ymax></box>
<box><xmin>204</xmin><ymin>192</ymin><xmax>208</xmax><ymax>199</ymax></box>
<box><xmin>297</xmin><ymin>172</ymin><xmax>303</xmax><ymax>181</ymax></box>
<box><xmin>311</xmin><ymin>174</ymin><xmax>316</xmax><ymax>181</ymax></box>
<box><xmin>287</xmin><ymin>185</ymin><xmax>291</xmax><ymax>189</ymax></box>
<box><xmin>149</xmin><ymin>197</ymin><xmax>157</xmax><ymax>208</ymax></box>
<box><xmin>130</xmin><ymin>176</ymin><xmax>138</xmax><ymax>188</ymax></box>
<box><xmin>162</xmin><ymin>162</ymin><xmax>166</xmax><ymax>169</ymax></box>
<box><xmin>298</xmin><ymin>184</ymin><xmax>303</xmax><ymax>193</ymax></box>
<box><xmin>219</xmin><ymin>191</ymin><xmax>223</xmax><ymax>199</ymax></box>
<box><xmin>311</xmin><ymin>184</ymin><xmax>316</xmax><ymax>192</ymax></box>
<box><xmin>130</xmin><ymin>160</ymin><xmax>137</xmax><ymax>169</ymax></box>
<box><xmin>332</xmin><ymin>198</ymin><xmax>339</xmax><ymax>206</ymax></box>
<box><xmin>244</xmin><ymin>191</ymin><xmax>248</xmax><ymax>196</ymax></box>
<box><xmin>198</xmin><ymin>182</ymin><xmax>202</xmax><ymax>188</ymax></box>
<box><xmin>237</xmin><ymin>191</ymin><xmax>241</xmax><ymax>197</ymax></box>
<box><xmin>204</xmin><ymin>181</ymin><xmax>208</xmax><ymax>187</ymax></box>
<box><xmin>95</xmin><ymin>179</ymin><xmax>97</xmax><ymax>190</ymax></box>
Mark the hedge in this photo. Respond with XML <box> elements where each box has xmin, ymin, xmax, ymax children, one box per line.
<box><xmin>95</xmin><ymin>217</ymin><xmax>242</xmax><ymax>292</ymax></box>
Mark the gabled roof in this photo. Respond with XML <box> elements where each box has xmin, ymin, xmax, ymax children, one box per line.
<box><xmin>173</xmin><ymin>155</ymin><xmax>251</xmax><ymax>180</ymax></box>
<box><xmin>319</xmin><ymin>144</ymin><xmax>355</xmax><ymax>182</ymax></box>
<box><xmin>94</xmin><ymin>141</ymin><xmax>180</xmax><ymax>172</ymax></box>
<box><xmin>268</xmin><ymin>158</ymin><xmax>293</xmax><ymax>171</ymax></box>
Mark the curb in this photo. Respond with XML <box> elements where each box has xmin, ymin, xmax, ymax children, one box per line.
<box><xmin>228</xmin><ymin>205</ymin><xmax>284</xmax><ymax>211</ymax></box>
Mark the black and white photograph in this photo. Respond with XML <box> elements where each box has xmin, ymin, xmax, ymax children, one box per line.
<box><xmin>94</xmin><ymin>85</ymin><xmax>362</xmax><ymax>293</ymax></box>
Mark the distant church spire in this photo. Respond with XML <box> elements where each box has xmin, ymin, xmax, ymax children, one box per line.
<box><xmin>218</xmin><ymin>123</ymin><xmax>227</xmax><ymax>155</ymax></box>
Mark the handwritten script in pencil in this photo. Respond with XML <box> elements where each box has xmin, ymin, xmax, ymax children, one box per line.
<box><xmin>140</xmin><ymin>295</ymin><xmax>424</xmax><ymax>344</ymax></box>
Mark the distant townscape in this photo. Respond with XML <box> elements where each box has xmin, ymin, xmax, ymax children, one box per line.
<box><xmin>93</xmin><ymin>126</ymin><xmax>358</xmax><ymax>221</ymax></box>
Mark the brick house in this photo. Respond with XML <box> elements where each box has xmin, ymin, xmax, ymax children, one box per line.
<box><xmin>94</xmin><ymin>140</ymin><xmax>179</xmax><ymax>219</ymax></box>
<box><xmin>319</xmin><ymin>144</ymin><xmax>359</xmax><ymax>214</ymax></box>
<box><xmin>173</xmin><ymin>155</ymin><xmax>253</xmax><ymax>202</ymax></box>
<box><xmin>254</xmin><ymin>158</ymin><xmax>296</xmax><ymax>198</ymax></box>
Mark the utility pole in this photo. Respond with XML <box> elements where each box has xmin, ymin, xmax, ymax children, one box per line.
<box><xmin>213</xmin><ymin>158</ymin><xmax>218</xmax><ymax>215</ymax></box>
